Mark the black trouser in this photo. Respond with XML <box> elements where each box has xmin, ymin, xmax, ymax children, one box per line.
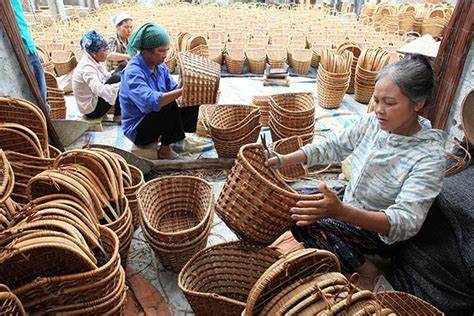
<box><xmin>85</xmin><ymin>72</ymin><xmax>122</xmax><ymax>119</ymax></box>
<box><xmin>134</xmin><ymin>101</ymin><xmax>199</xmax><ymax>146</ymax></box>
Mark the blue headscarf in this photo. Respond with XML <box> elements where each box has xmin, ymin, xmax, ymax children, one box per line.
<box><xmin>80</xmin><ymin>30</ymin><xmax>109</xmax><ymax>53</ymax></box>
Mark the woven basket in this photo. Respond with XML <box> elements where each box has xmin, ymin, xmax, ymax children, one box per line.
<box><xmin>165</xmin><ymin>48</ymin><xmax>178</xmax><ymax>73</ymax></box>
<box><xmin>0</xmin><ymin>150</ymin><xmax>14</xmax><ymax>204</ymax></box>
<box><xmin>246</xmin><ymin>48</ymin><xmax>266</xmax><ymax>74</ymax></box>
<box><xmin>137</xmin><ymin>176</ymin><xmax>214</xmax><ymax>272</ymax></box>
<box><xmin>208</xmin><ymin>47</ymin><xmax>224</xmax><ymax>65</ymax></box>
<box><xmin>0</xmin><ymin>123</ymin><xmax>45</xmax><ymax>158</ymax></box>
<box><xmin>196</xmin><ymin>103</ymin><xmax>217</xmax><ymax>137</ymax></box>
<box><xmin>269</xmin><ymin>92</ymin><xmax>315</xmax><ymax>128</ymax></box>
<box><xmin>209</xmin><ymin>105</ymin><xmax>260</xmax><ymax>141</ymax></box>
<box><xmin>354</xmin><ymin>49</ymin><xmax>389</xmax><ymax>104</ymax></box>
<box><xmin>244</xmin><ymin>248</ymin><xmax>341</xmax><ymax>315</ymax></box>
<box><xmin>47</xmin><ymin>96</ymin><xmax>67</xmax><ymax>120</ymax></box>
<box><xmin>337</xmin><ymin>42</ymin><xmax>361</xmax><ymax>94</ymax></box>
<box><xmin>290</xmin><ymin>49</ymin><xmax>312</xmax><ymax>75</ymax></box>
<box><xmin>0</xmin><ymin>97</ymin><xmax>49</xmax><ymax>158</ymax></box>
<box><xmin>44</xmin><ymin>71</ymin><xmax>58</xmax><ymax>89</ymax></box>
<box><xmin>251</xmin><ymin>96</ymin><xmax>271</xmax><ymax>125</ymax></box>
<box><xmin>178</xmin><ymin>242</ymin><xmax>280</xmax><ymax>316</ymax></box>
<box><xmin>225</xmin><ymin>49</ymin><xmax>245</xmax><ymax>74</ymax></box>
<box><xmin>216</xmin><ymin>144</ymin><xmax>320</xmax><ymax>245</ymax></box>
<box><xmin>51</xmin><ymin>51</ymin><xmax>77</xmax><ymax>76</ymax></box>
<box><xmin>189</xmin><ymin>44</ymin><xmax>209</xmax><ymax>58</ymax></box>
<box><xmin>213</xmin><ymin>124</ymin><xmax>262</xmax><ymax>158</ymax></box>
<box><xmin>267</xmin><ymin>46</ymin><xmax>287</xmax><ymax>68</ymax></box>
<box><xmin>124</xmin><ymin>165</ymin><xmax>144</xmax><ymax>230</ymax></box>
<box><xmin>272</xmin><ymin>134</ymin><xmax>313</xmax><ymax>181</ymax></box>
<box><xmin>177</xmin><ymin>51</ymin><xmax>221</xmax><ymax>107</ymax></box>
<box><xmin>0</xmin><ymin>290</ymin><xmax>26</xmax><ymax>316</ymax></box>
<box><xmin>376</xmin><ymin>291</ymin><xmax>443</xmax><ymax>315</ymax></box>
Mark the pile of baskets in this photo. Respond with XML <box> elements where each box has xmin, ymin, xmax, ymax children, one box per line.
<box><xmin>317</xmin><ymin>49</ymin><xmax>353</xmax><ymax>109</ymax></box>
<box><xmin>137</xmin><ymin>176</ymin><xmax>214</xmax><ymax>272</ymax></box>
<box><xmin>177</xmin><ymin>51</ymin><xmax>221</xmax><ymax>107</ymax></box>
<box><xmin>337</xmin><ymin>42</ymin><xmax>362</xmax><ymax>94</ymax></box>
<box><xmin>354</xmin><ymin>48</ymin><xmax>390</xmax><ymax>104</ymax></box>
<box><xmin>268</xmin><ymin>92</ymin><xmax>315</xmax><ymax>142</ymax></box>
<box><xmin>251</xmin><ymin>95</ymin><xmax>271</xmax><ymax>125</ymax></box>
<box><xmin>209</xmin><ymin>104</ymin><xmax>261</xmax><ymax>158</ymax></box>
<box><xmin>0</xmin><ymin>201</ymin><xmax>126</xmax><ymax>314</ymax></box>
<box><xmin>216</xmin><ymin>144</ymin><xmax>320</xmax><ymax>245</ymax></box>
<box><xmin>46</xmin><ymin>86</ymin><xmax>67</xmax><ymax>120</ymax></box>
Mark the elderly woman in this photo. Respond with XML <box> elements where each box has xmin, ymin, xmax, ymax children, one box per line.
<box><xmin>120</xmin><ymin>23</ymin><xmax>199</xmax><ymax>159</ymax></box>
<box><xmin>106</xmin><ymin>13</ymin><xmax>133</xmax><ymax>72</ymax></box>
<box><xmin>268</xmin><ymin>54</ymin><xmax>446</xmax><ymax>289</ymax></box>
<box><xmin>72</xmin><ymin>30</ymin><xmax>121</xmax><ymax>123</ymax></box>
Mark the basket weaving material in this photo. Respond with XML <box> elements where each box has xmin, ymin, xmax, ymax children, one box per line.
<box><xmin>244</xmin><ymin>248</ymin><xmax>341</xmax><ymax>315</ymax></box>
<box><xmin>178</xmin><ymin>242</ymin><xmax>280</xmax><ymax>316</ymax></box>
<box><xmin>376</xmin><ymin>291</ymin><xmax>443</xmax><ymax>316</ymax></box>
<box><xmin>177</xmin><ymin>51</ymin><xmax>221</xmax><ymax>107</ymax></box>
<box><xmin>251</xmin><ymin>96</ymin><xmax>271</xmax><ymax>125</ymax></box>
<box><xmin>209</xmin><ymin>104</ymin><xmax>260</xmax><ymax>141</ymax></box>
<box><xmin>124</xmin><ymin>165</ymin><xmax>144</xmax><ymax>230</ymax></box>
<box><xmin>0</xmin><ymin>290</ymin><xmax>26</xmax><ymax>316</ymax></box>
<box><xmin>216</xmin><ymin>144</ymin><xmax>320</xmax><ymax>245</ymax></box>
<box><xmin>225</xmin><ymin>49</ymin><xmax>246</xmax><ymax>74</ymax></box>
<box><xmin>137</xmin><ymin>176</ymin><xmax>214</xmax><ymax>272</ymax></box>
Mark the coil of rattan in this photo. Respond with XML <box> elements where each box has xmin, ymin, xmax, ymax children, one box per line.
<box><xmin>178</xmin><ymin>241</ymin><xmax>280</xmax><ymax>316</ymax></box>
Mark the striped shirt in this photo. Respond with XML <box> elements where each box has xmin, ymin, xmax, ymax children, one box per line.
<box><xmin>301</xmin><ymin>113</ymin><xmax>446</xmax><ymax>244</ymax></box>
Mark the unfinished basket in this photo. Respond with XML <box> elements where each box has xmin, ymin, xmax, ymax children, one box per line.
<box><xmin>178</xmin><ymin>242</ymin><xmax>280</xmax><ymax>316</ymax></box>
<box><xmin>177</xmin><ymin>51</ymin><xmax>221</xmax><ymax>107</ymax></box>
<box><xmin>244</xmin><ymin>248</ymin><xmax>341</xmax><ymax>315</ymax></box>
<box><xmin>376</xmin><ymin>291</ymin><xmax>443</xmax><ymax>316</ymax></box>
<box><xmin>272</xmin><ymin>134</ymin><xmax>314</xmax><ymax>181</ymax></box>
<box><xmin>225</xmin><ymin>49</ymin><xmax>245</xmax><ymax>74</ymax></box>
<box><xmin>137</xmin><ymin>176</ymin><xmax>214</xmax><ymax>272</ymax></box>
<box><xmin>246</xmin><ymin>48</ymin><xmax>266</xmax><ymax>74</ymax></box>
<box><xmin>216</xmin><ymin>144</ymin><xmax>320</xmax><ymax>245</ymax></box>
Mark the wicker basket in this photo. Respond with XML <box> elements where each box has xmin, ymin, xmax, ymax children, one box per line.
<box><xmin>290</xmin><ymin>49</ymin><xmax>312</xmax><ymax>75</ymax></box>
<box><xmin>137</xmin><ymin>176</ymin><xmax>214</xmax><ymax>272</ymax></box>
<box><xmin>0</xmin><ymin>150</ymin><xmax>15</xmax><ymax>204</ymax></box>
<box><xmin>376</xmin><ymin>291</ymin><xmax>443</xmax><ymax>315</ymax></box>
<box><xmin>225</xmin><ymin>49</ymin><xmax>245</xmax><ymax>74</ymax></box>
<box><xmin>266</xmin><ymin>46</ymin><xmax>287</xmax><ymax>68</ymax></box>
<box><xmin>216</xmin><ymin>144</ymin><xmax>320</xmax><ymax>245</ymax></box>
<box><xmin>354</xmin><ymin>49</ymin><xmax>390</xmax><ymax>104</ymax></box>
<box><xmin>272</xmin><ymin>134</ymin><xmax>313</xmax><ymax>181</ymax></box>
<box><xmin>0</xmin><ymin>289</ymin><xmax>26</xmax><ymax>316</ymax></box>
<box><xmin>178</xmin><ymin>242</ymin><xmax>280</xmax><ymax>316</ymax></box>
<box><xmin>269</xmin><ymin>92</ymin><xmax>315</xmax><ymax>127</ymax></box>
<box><xmin>196</xmin><ymin>103</ymin><xmax>217</xmax><ymax>137</ymax></box>
<box><xmin>251</xmin><ymin>96</ymin><xmax>271</xmax><ymax>125</ymax></box>
<box><xmin>246</xmin><ymin>48</ymin><xmax>266</xmax><ymax>74</ymax></box>
<box><xmin>337</xmin><ymin>42</ymin><xmax>361</xmax><ymax>94</ymax></box>
<box><xmin>51</xmin><ymin>51</ymin><xmax>77</xmax><ymax>76</ymax></box>
<box><xmin>47</xmin><ymin>96</ymin><xmax>67</xmax><ymax>119</ymax></box>
<box><xmin>124</xmin><ymin>165</ymin><xmax>144</xmax><ymax>230</ymax></box>
<box><xmin>209</xmin><ymin>105</ymin><xmax>260</xmax><ymax>141</ymax></box>
<box><xmin>189</xmin><ymin>44</ymin><xmax>209</xmax><ymax>58</ymax></box>
<box><xmin>244</xmin><ymin>248</ymin><xmax>341</xmax><ymax>315</ymax></box>
<box><xmin>208</xmin><ymin>47</ymin><xmax>224</xmax><ymax>65</ymax></box>
<box><xmin>213</xmin><ymin>124</ymin><xmax>262</xmax><ymax>158</ymax></box>
<box><xmin>44</xmin><ymin>71</ymin><xmax>58</xmax><ymax>89</ymax></box>
<box><xmin>177</xmin><ymin>51</ymin><xmax>221</xmax><ymax>107</ymax></box>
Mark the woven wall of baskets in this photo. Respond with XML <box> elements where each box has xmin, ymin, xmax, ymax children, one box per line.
<box><xmin>317</xmin><ymin>49</ymin><xmax>353</xmax><ymax>109</ymax></box>
<box><xmin>337</xmin><ymin>42</ymin><xmax>362</xmax><ymax>94</ymax></box>
<box><xmin>137</xmin><ymin>176</ymin><xmax>214</xmax><ymax>272</ymax></box>
<box><xmin>354</xmin><ymin>48</ymin><xmax>390</xmax><ymax>104</ymax></box>
<box><xmin>178</xmin><ymin>241</ymin><xmax>280</xmax><ymax>316</ymax></box>
<box><xmin>251</xmin><ymin>95</ymin><xmax>271</xmax><ymax>126</ymax></box>
<box><xmin>216</xmin><ymin>144</ymin><xmax>321</xmax><ymax>245</ymax></box>
<box><xmin>209</xmin><ymin>104</ymin><xmax>262</xmax><ymax>158</ymax></box>
<box><xmin>268</xmin><ymin>92</ymin><xmax>315</xmax><ymax>142</ymax></box>
<box><xmin>177</xmin><ymin>51</ymin><xmax>221</xmax><ymax>107</ymax></box>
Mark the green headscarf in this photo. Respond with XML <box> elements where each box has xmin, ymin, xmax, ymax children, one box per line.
<box><xmin>127</xmin><ymin>23</ymin><xmax>170</xmax><ymax>56</ymax></box>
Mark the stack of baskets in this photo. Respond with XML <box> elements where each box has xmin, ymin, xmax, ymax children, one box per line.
<box><xmin>245</xmin><ymin>48</ymin><xmax>266</xmax><ymax>74</ymax></box>
<box><xmin>225</xmin><ymin>49</ymin><xmax>246</xmax><ymax>74</ymax></box>
<box><xmin>317</xmin><ymin>49</ymin><xmax>353</xmax><ymax>109</ymax></box>
<box><xmin>266</xmin><ymin>45</ymin><xmax>287</xmax><ymax>68</ymax></box>
<box><xmin>137</xmin><ymin>176</ymin><xmax>214</xmax><ymax>272</ymax></box>
<box><xmin>124</xmin><ymin>165</ymin><xmax>145</xmax><ymax>230</ymax></box>
<box><xmin>46</xmin><ymin>87</ymin><xmax>67</xmax><ymax>119</ymax></box>
<box><xmin>178</xmin><ymin>242</ymin><xmax>280</xmax><ymax>316</ymax></box>
<box><xmin>310</xmin><ymin>42</ymin><xmax>332</xmax><ymax>68</ymax></box>
<box><xmin>216</xmin><ymin>144</ymin><xmax>321</xmax><ymax>245</ymax></box>
<box><xmin>354</xmin><ymin>48</ymin><xmax>390</xmax><ymax>104</ymax></box>
<box><xmin>251</xmin><ymin>95</ymin><xmax>271</xmax><ymax>125</ymax></box>
<box><xmin>337</xmin><ymin>42</ymin><xmax>362</xmax><ymax>94</ymax></box>
<box><xmin>177</xmin><ymin>51</ymin><xmax>221</xmax><ymax>107</ymax></box>
<box><xmin>289</xmin><ymin>49</ymin><xmax>312</xmax><ymax>75</ymax></box>
<box><xmin>196</xmin><ymin>103</ymin><xmax>217</xmax><ymax>137</ymax></box>
<box><xmin>268</xmin><ymin>92</ymin><xmax>315</xmax><ymax>142</ymax></box>
<box><xmin>209</xmin><ymin>105</ymin><xmax>261</xmax><ymax>158</ymax></box>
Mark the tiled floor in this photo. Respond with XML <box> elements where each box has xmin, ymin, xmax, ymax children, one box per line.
<box><xmin>62</xmin><ymin>75</ymin><xmax>390</xmax><ymax>315</ymax></box>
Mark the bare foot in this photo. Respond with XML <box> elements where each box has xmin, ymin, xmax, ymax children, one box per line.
<box><xmin>158</xmin><ymin>145</ymin><xmax>178</xmax><ymax>159</ymax></box>
<box><xmin>354</xmin><ymin>260</ymin><xmax>380</xmax><ymax>290</ymax></box>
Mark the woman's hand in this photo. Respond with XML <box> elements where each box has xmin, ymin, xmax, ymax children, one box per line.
<box><xmin>290</xmin><ymin>183</ymin><xmax>345</xmax><ymax>226</ymax></box>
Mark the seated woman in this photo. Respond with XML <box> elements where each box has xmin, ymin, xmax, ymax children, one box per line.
<box><xmin>267</xmin><ymin>55</ymin><xmax>446</xmax><ymax>289</ymax></box>
<box><xmin>106</xmin><ymin>13</ymin><xmax>133</xmax><ymax>72</ymax></box>
<box><xmin>73</xmin><ymin>30</ymin><xmax>122</xmax><ymax>123</ymax></box>
<box><xmin>120</xmin><ymin>23</ymin><xmax>199</xmax><ymax>159</ymax></box>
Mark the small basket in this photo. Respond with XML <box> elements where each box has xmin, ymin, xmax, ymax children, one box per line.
<box><xmin>289</xmin><ymin>49</ymin><xmax>312</xmax><ymax>75</ymax></box>
<box><xmin>225</xmin><ymin>49</ymin><xmax>245</xmax><ymax>74</ymax></box>
<box><xmin>178</xmin><ymin>242</ymin><xmax>280</xmax><ymax>316</ymax></box>
<box><xmin>246</xmin><ymin>48</ymin><xmax>266</xmax><ymax>74</ymax></box>
<box><xmin>177</xmin><ymin>51</ymin><xmax>221</xmax><ymax>107</ymax></box>
<box><xmin>137</xmin><ymin>176</ymin><xmax>214</xmax><ymax>272</ymax></box>
<box><xmin>216</xmin><ymin>144</ymin><xmax>320</xmax><ymax>245</ymax></box>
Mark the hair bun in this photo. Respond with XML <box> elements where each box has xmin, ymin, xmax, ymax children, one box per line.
<box><xmin>408</xmin><ymin>53</ymin><xmax>433</xmax><ymax>73</ymax></box>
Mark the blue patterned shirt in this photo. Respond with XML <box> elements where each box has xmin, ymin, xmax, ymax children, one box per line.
<box><xmin>120</xmin><ymin>54</ymin><xmax>178</xmax><ymax>142</ymax></box>
<box><xmin>301</xmin><ymin>113</ymin><xmax>446</xmax><ymax>244</ymax></box>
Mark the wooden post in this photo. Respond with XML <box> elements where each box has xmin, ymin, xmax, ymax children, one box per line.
<box><xmin>46</xmin><ymin>0</ymin><xmax>67</xmax><ymax>20</ymax></box>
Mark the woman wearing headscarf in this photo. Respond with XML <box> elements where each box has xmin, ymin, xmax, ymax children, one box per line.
<box><xmin>106</xmin><ymin>13</ymin><xmax>133</xmax><ymax>72</ymax></box>
<box><xmin>73</xmin><ymin>30</ymin><xmax>121</xmax><ymax>123</ymax></box>
<box><xmin>120</xmin><ymin>23</ymin><xmax>199</xmax><ymax>160</ymax></box>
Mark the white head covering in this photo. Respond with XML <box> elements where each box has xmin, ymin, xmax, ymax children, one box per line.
<box><xmin>112</xmin><ymin>13</ymin><xmax>131</xmax><ymax>27</ymax></box>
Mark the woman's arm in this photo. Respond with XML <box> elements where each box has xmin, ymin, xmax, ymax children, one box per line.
<box><xmin>290</xmin><ymin>183</ymin><xmax>390</xmax><ymax>235</ymax></box>
<box><xmin>159</xmin><ymin>88</ymin><xmax>182</xmax><ymax>107</ymax></box>
<box><xmin>107</xmin><ymin>52</ymin><xmax>131</xmax><ymax>62</ymax></box>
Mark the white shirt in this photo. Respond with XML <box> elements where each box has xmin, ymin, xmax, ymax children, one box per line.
<box><xmin>72</xmin><ymin>52</ymin><xmax>120</xmax><ymax>115</ymax></box>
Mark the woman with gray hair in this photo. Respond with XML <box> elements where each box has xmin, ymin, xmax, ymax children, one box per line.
<box><xmin>267</xmin><ymin>54</ymin><xmax>446</xmax><ymax>290</ymax></box>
